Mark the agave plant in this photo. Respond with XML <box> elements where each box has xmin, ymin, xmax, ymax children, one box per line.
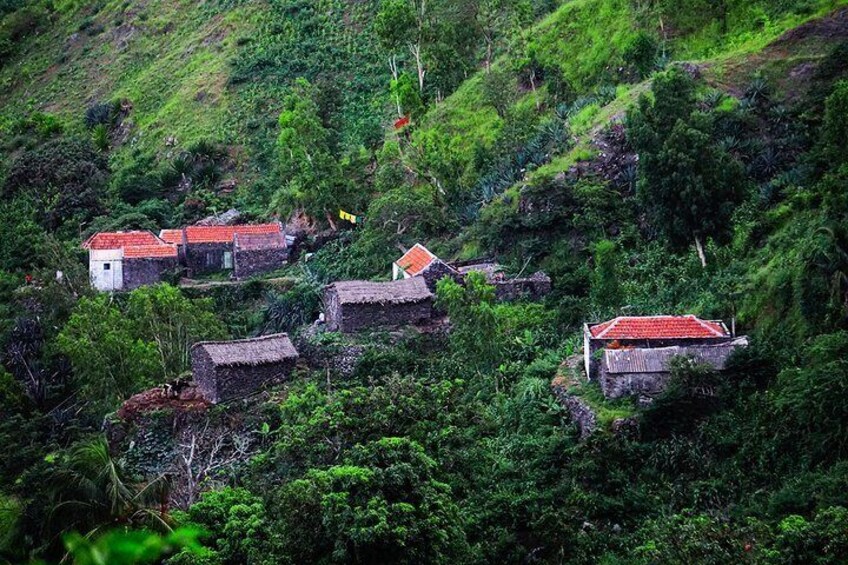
<box><xmin>595</xmin><ymin>85</ymin><xmax>617</xmax><ymax>106</ymax></box>
<box><xmin>752</xmin><ymin>146</ymin><xmax>783</xmax><ymax>179</ymax></box>
<box><xmin>700</xmin><ymin>89</ymin><xmax>725</xmax><ymax>110</ymax></box>
<box><xmin>744</xmin><ymin>77</ymin><xmax>770</xmax><ymax>106</ymax></box>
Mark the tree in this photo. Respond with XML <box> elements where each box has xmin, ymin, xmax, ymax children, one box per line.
<box><xmin>375</xmin><ymin>0</ymin><xmax>427</xmax><ymax>93</ymax></box>
<box><xmin>474</xmin><ymin>0</ymin><xmax>529</xmax><ymax>73</ymax></box>
<box><xmin>47</xmin><ymin>438</ymin><xmax>168</xmax><ymax>538</ymax></box>
<box><xmin>628</xmin><ymin>68</ymin><xmax>744</xmax><ymax>266</ymax></box>
<box><xmin>273</xmin><ymin>437</ymin><xmax>468</xmax><ymax>563</ymax></box>
<box><xmin>272</xmin><ymin>79</ymin><xmax>344</xmax><ymax>226</ymax></box>
<box><xmin>126</xmin><ymin>284</ymin><xmax>227</xmax><ymax>379</ymax></box>
<box><xmin>590</xmin><ymin>239</ymin><xmax>621</xmax><ymax>313</ymax></box>
<box><xmin>3</xmin><ymin>137</ymin><xmax>108</xmax><ymax>231</ymax></box>
<box><xmin>57</xmin><ymin>296</ymin><xmax>160</xmax><ymax>413</ymax></box>
<box><xmin>436</xmin><ymin>272</ymin><xmax>501</xmax><ymax>375</ymax></box>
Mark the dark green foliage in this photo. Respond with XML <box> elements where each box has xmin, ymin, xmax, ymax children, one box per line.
<box><xmin>774</xmin><ymin>331</ymin><xmax>848</xmax><ymax>462</ymax></box>
<box><xmin>259</xmin><ymin>281</ymin><xmax>321</xmax><ymax>334</ymax></box>
<box><xmin>84</xmin><ymin>101</ymin><xmax>118</xmax><ymax>129</ymax></box>
<box><xmin>4</xmin><ymin>137</ymin><xmax>108</xmax><ymax>230</ymax></box>
<box><xmin>819</xmin><ymin>80</ymin><xmax>848</xmax><ymax>168</ymax></box>
<box><xmin>273</xmin><ymin>437</ymin><xmax>469</xmax><ymax>563</ymax></box>
<box><xmin>622</xmin><ymin>30</ymin><xmax>659</xmax><ymax>79</ymax></box>
<box><xmin>628</xmin><ymin>68</ymin><xmax>745</xmax><ymax>264</ymax></box>
<box><xmin>590</xmin><ymin>239</ymin><xmax>621</xmax><ymax>313</ymax></box>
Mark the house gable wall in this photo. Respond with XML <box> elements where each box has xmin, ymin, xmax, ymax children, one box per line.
<box><xmin>89</xmin><ymin>249</ymin><xmax>123</xmax><ymax>292</ymax></box>
<box><xmin>191</xmin><ymin>346</ymin><xmax>218</xmax><ymax>402</ymax></box>
<box><xmin>341</xmin><ymin>299</ymin><xmax>434</xmax><ymax>333</ymax></box>
<box><xmin>234</xmin><ymin>247</ymin><xmax>288</xmax><ymax>279</ymax></box>
<box><xmin>123</xmin><ymin>257</ymin><xmax>178</xmax><ymax>290</ymax></box>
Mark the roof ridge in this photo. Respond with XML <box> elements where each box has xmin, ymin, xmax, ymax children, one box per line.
<box><xmin>692</xmin><ymin>316</ymin><xmax>726</xmax><ymax>337</ymax></box>
<box><xmin>191</xmin><ymin>332</ymin><xmax>290</xmax><ymax>350</ymax></box>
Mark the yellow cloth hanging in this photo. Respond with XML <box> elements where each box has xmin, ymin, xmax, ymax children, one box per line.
<box><xmin>339</xmin><ymin>210</ymin><xmax>358</xmax><ymax>224</ymax></box>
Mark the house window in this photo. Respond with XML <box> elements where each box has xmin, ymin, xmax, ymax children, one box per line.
<box><xmin>103</xmin><ymin>263</ymin><xmax>111</xmax><ymax>271</ymax></box>
<box><xmin>206</xmin><ymin>252</ymin><xmax>215</xmax><ymax>267</ymax></box>
<box><xmin>223</xmin><ymin>251</ymin><xmax>233</xmax><ymax>269</ymax></box>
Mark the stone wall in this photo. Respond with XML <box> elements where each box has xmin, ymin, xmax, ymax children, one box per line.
<box><xmin>123</xmin><ymin>257</ymin><xmax>178</xmax><ymax>290</ymax></box>
<box><xmin>550</xmin><ymin>381</ymin><xmax>597</xmax><ymax>440</ymax></box>
<box><xmin>419</xmin><ymin>260</ymin><xmax>462</xmax><ymax>292</ymax></box>
<box><xmin>325</xmin><ymin>291</ymin><xmax>434</xmax><ymax>333</ymax></box>
<box><xmin>185</xmin><ymin>242</ymin><xmax>232</xmax><ymax>276</ymax></box>
<box><xmin>598</xmin><ymin>369</ymin><xmax>672</xmax><ymax>400</ymax></box>
<box><xmin>493</xmin><ymin>272</ymin><xmax>552</xmax><ymax>302</ymax></box>
<box><xmin>234</xmin><ymin>247</ymin><xmax>288</xmax><ymax>279</ymax></box>
<box><xmin>192</xmin><ymin>346</ymin><xmax>295</xmax><ymax>403</ymax></box>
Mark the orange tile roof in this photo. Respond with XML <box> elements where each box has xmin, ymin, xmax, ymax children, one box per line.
<box><xmin>83</xmin><ymin>231</ymin><xmax>162</xmax><ymax>250</ymax></box>
<box><xmin>184</xmin><ymin>223</ymin><xmax>281</xmax><ymax>244</ymax></box>
<box><xmin>159</xmin><ymin>229</ymin><xmax>185</xmax><ymax>245</ymax></box>
<box><xmin>123</xmin><ymin>245</ymin><xmax>178</xmax><ymax>259</ymax></box>
<box><xmin>589</xmin><ymin>316</ymin><xmax>729</xmax><ymax>340</ymax></box>
<box><xmin>394</xmin><ymin>244</ymin><xmax>437</xmax><ymax>277</ymax></box>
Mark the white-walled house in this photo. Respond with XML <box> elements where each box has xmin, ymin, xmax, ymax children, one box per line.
<box><xmin>82</xmin><ymin>231</ymin><xmax>177</xmax><ymax>292</ymax></box>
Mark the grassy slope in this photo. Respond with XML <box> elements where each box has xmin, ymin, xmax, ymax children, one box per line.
<box><xmin>0</xmin><ymin>0</ymin><xmax>389</xmax><ymax>195</ymax></box>
<box><xmin>414</xmin><ymin>0</ymin><xmax>848</xmax><ymax>198</ymax></box>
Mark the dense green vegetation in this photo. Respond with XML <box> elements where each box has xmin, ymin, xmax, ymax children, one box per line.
<box><xmin>2</xmin><ymin>0</ymin><xmax>848</xmax><ymax>563</ymax></box>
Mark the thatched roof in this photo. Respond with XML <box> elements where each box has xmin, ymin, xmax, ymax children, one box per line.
<box><xmin>192</xmin><ymin>333</ymin><xmax>298</xmax><ymax>367</ymax></box>
<box><xmin>603</xmin><ymin>337</ymin><xmax>748</xmax><ymax>374</ymax></box>
<box><xmin>328</xmin><ymin>277</ymin><xmax>433</xmax><ymax>305</ymax></box>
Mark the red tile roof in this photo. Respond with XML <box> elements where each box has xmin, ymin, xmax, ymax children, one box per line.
<box><xmin>184</xmin><ymin>223</ymin><xmax>281</xmax><ymax>244</ymax></box>
<box><xmin>394</xmin><ymin>244</ymin><xmax>437</xmax><ymax>277</ymax></box>
<box><xmin>123</xmin><ymin>245</ymin><xmax>178</xmax><ymax>259</ymax></box>
<box><xmin>589</xmin><ymin>316</ymin><xmax>728</xmax><ymax>340</ymax></box>
<box><xmin>159</xmin><ymin>229</ymin><xmax>185</xmax><ymax>245</ymax></box>
<box><xmin>83</xmin><ymin>231</ymin><xmax>162</xmax><ymax>250</ymax></box>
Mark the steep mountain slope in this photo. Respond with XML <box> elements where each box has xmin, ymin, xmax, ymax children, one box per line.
<box><xmin>3</xmin><ymin>1</ymin><xmax>848</xmax><ymax>563</ymax></box>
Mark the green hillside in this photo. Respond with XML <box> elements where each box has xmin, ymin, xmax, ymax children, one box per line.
<box><xmin>3</xmin><ymin>0</ymin><xmax>848</xmax><ymax>563</ymax></box>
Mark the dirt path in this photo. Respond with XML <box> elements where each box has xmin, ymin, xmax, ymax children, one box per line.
<box><xmin>179</xmin><ymin>276</ymin><xmax>295</xmax><ymax>290</ymax></box>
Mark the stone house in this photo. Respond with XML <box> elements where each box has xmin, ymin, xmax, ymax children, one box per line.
<box><xmin>392</xmin><ymin>244</ymin><xmax>551</xmax><ymax>299</ymax></box>
<box><xmin>82</xmin><ymin>231</ymin><xmax>178</xmax><ymax>292</ymax></box>
<box><xmin>324</xmin><ymin>277</ymin><xmax>434</xmax><ymax>333</ymax></box>
<box><xmin>583</xmin><ymin>315</ymin><xmax>747</xmax><ymax>400</ymax></box>
<box><xmin>392</xmin><ymin>243</ymin><xmax>460</xmax><ymax>291</ymax></box>
<box><xmin>159</xmin><ymin>222</ymin><xmax>287</xmax><ymax>278</ymax></box>
<box><xmin>191</xmin><ymin>333</ymin><xmax>299</xmax><ymax>404</ymax></box>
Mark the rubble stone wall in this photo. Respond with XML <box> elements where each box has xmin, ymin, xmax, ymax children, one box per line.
<box><xmin>234</xmin><ymin>247</ymin><xmax>288</xmax><ymax>279</ymax></box>
<box><xmin>123</xmin><ymin>257</ymin><xmax>177</xmax><ymax>290</ymax></box>
<box><xmin>185</xmin><ymin>242</ymin><xmax>232</xmax><ymax>276</ymax></box>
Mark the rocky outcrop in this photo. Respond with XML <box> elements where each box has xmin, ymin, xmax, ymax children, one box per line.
<box><xmin>551</xmin><ymin>376</ymin><xmax>597</xmax><ymax>440</ymax></box>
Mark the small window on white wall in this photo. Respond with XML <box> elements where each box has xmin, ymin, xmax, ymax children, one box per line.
<box><xmin>103</xmin><ymin>263</ymin><xmax>111</xmax><ymax>271</ymax></box>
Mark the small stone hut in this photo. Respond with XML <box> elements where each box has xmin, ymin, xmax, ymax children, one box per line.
<box><xmin>324</xmin><ymin>277</ymin><xmax>434</xmax><ymax>333</ymax></box>
<box><xmin>191</xmin><ymin>333</ymin><xmax>299</xmax><ymax>403</ymax></box>
<box><xmin>392</xmin><ymin>243</ymin><xmax>461</xmax><ymax>291</ymax></box>
<box><xmin>233</xmin><ymin>232</ymin><xmax>288</xmax><ymax>279</ymax></box>
<box><xmin>598</xmin><ymin>337</ymin><xmax>749</xmax><ymax>399</ymax></box>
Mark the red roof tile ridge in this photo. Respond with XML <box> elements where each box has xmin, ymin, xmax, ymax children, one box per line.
<box><xmin>590</xmin><ymin>315</ymin><xmax>728</xmax><ymax>339</ymax></box>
